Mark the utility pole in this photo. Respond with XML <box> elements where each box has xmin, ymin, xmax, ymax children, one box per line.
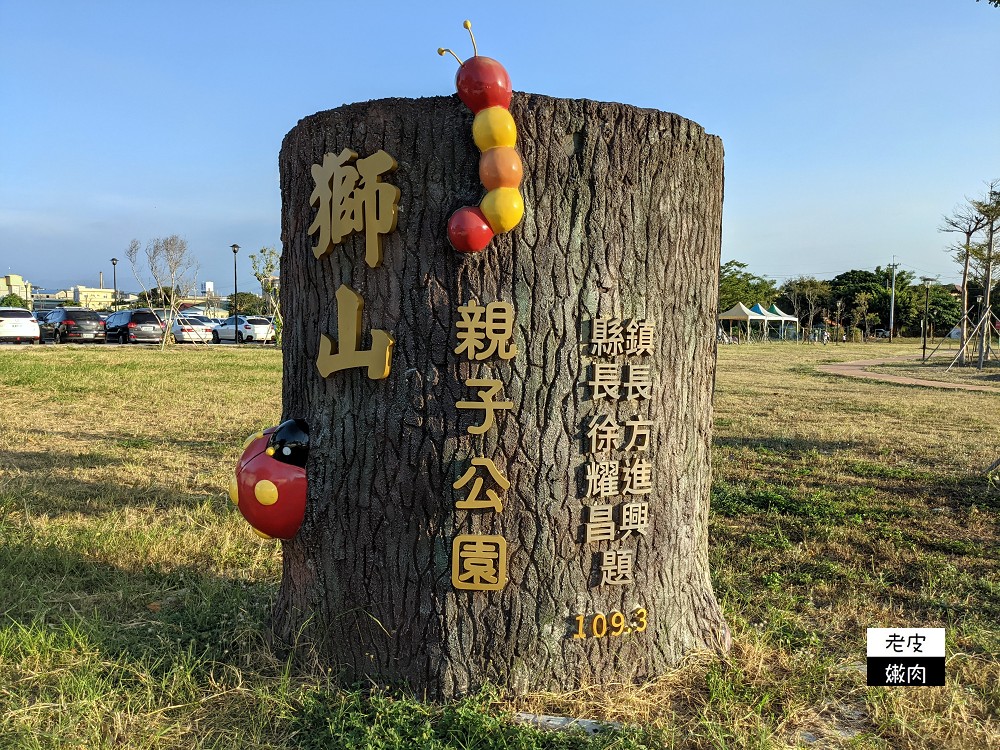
<box><xmin>888</xmin><ymin>257</ymin><xmax>898</xmax><ymax>342</ymax></box>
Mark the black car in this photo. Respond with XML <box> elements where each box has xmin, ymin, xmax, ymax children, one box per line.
<box><xmin>40</xmin><ymin>307</ymin><xmax>106</xmax><ymax>343</ymax></box>
<box><xmin>104</xmin><ymin>309</ymin><xmax>167</xmax><ymax>344</ymax></box>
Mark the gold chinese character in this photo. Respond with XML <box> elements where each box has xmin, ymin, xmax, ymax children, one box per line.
<box><xmin>453</xmin><ymin>457</ymin><xmax>510</xmax><ymax>512</ymax></box>
<box><xmin>619</xmin><ymin>501</ymin><xmax>650</xmax><ymax>538</ymax></box>
<box><xmin>599</xmin><ymin>549</ymin><xmax>634</xmax><ymax>586</ymax></box>
<box><xmin>316</xmin><ymin>284</ymin><xmax>395</xmax><ymax>379</ymax></box>
<box><xmin>586</xmin><ymin>414</ymin><xmax>620</xmax><ymax>454</ymax></box>
<box><xmin>482</xmin><ymin>302</ymin><xmax>517</xmax><ymax>359</ymax></box>
<box><xmin>622</xmin><ymin>419</ymin><xmax>654</xmax><ymax>452</ymax></box>
<box><xmin>455</xmin><ymin>299</ymin><xmax>517</xmax><ymax>360</ymax></box>
<box><xmin>309</xmin><ymin>148</ymin><xmax>400</xmax><ymax>268</ymax></box>
<box><xmin>589</xmin><ymin>363</ymin><xmax>621</xmax><ymax>400</ymax></box>
<box><xmin>455</xmin><ymin>299</ymin><xmax>487</xmax><ymax>359</ymax></box>
<box><xmin>456</xmin><ymin>379</ymin><xmax>514</xmax><ymax>435</ymax></box>
<box><xmin>590</xmin><ymin>317</ymin><xmax>624</xmax><ymax>356</ymax></box>
<box><xmin>452</xmin><ymin>534</ymin><xmax>507</xmax><ymax>591</ymax></box>
<box><xmin>623</xmin><ymin>364</ymin><xmax>652</xmax><ymax>400</ymax></box>
<box><xmin>625</xmin><ymin>319</ymin><xmax>655</xmax><ymax>356</ymax></box>
<box><xmin>585</xmin><ymin>460</ymin><xmax>619</xmax><ymax>498</ymax></box>
<box><xmin>585</xmin><ymin>505</ymin><xmax>616</xmax><ymax>543</ymax></box>
<box><xmin>621</xmin><ymin>456</ymin><xmax>653</xmax><ymax>495</ymax></box>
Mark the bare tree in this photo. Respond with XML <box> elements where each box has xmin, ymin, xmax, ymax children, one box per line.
<box><xmin>784</xmin><ymin>277</ymin><xmax>828</xmax><ymax>343</ymax></box>
<box><xmin>125</xmin><ymin>235</ymin><xmax>199</xmax><ymax>349</ymax></box>
<box><xmin>941</xmin><ymin>202</ymin><xmax>989</xmax><ymax>364</ymax></box>
<box><xmin>782</xmin><ymin>279</ymin><xmax>805</xmax><ymax>342</ymax></box>
<box><xmin>971</xmin><ymin>183</ymin><xmax>1000</xmax><ymax>368</ymax></box>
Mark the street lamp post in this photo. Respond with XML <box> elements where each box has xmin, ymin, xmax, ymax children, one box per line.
<box><xmin>921</xmin><ymin>277</ymin><xmax>933</xmax><ymax>362</ymax></box>
<box><xmin>110</xmin><ymin>257</ymin><xmax>118</xmax><ymax>311</ymax></box>
<box><xmin>232</xmin><ymin>244</ymin><xmax>240</xmax><ymax>343</ymax></box>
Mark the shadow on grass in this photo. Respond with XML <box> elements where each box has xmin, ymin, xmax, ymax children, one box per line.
<box><xmin>0</xmin><ymin>536</ymin><xmax>277</xmax><ymax>670</ymax></box>
<box><xmin>22</xmin><ymin>426</ymin><xmax>236</xmax><ymax>456</ymax></box>
<box><xmin>0</xmin><ymin>539</ymin><xmax>653</xmax><ymax>750</ymax></box>
<box><xmin>713</xmin><ymin>437</ymin><xmax>1000</xmax><ymax>515</ymax></box>
<box><xmin>4</xmin><ymin>444</ymin><xmax>231</xmax><ymax>517</ymax></box>
<box><xmin>713</xmin><ymin>435</ymin><xmax>861</xmax><ymax>454</ymax></box>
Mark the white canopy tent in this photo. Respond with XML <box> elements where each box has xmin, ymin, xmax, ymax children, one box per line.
<box><xmin>752</xmin><ymin>303</ymin><xmax>799</xmax><ymax>340</ymax></box>
<box><xmin>718</xmin><ymin>302</ymin><xmax>800</xmax><ymax>342</ymax></box>
<box><xmin>718</xmin><ymin>302</ymin><xmax>767</xmax><ymax>341</ymax></box>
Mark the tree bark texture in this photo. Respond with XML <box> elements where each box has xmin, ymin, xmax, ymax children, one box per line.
<box><xmin>275</xmin><ymin>93</ymin><xmax>730</xmax><ymax>699</ymax></box>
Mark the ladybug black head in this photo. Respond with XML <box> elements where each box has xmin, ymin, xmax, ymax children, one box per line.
<box><xmin>266</xmin><ymin>418</ymin><xmax>309</xmax><ymax>467</ymax></box>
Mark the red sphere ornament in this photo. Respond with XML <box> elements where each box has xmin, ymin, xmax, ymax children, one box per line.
<box><xmin>455</xmin><ymin>56</ymin><xmax>512</xmax><ymax>113</ymax></box>
<box><xmin>233</xmin><ymin>428</ymin><xmax>307</xmax><ymax>540</ymax></box>
<box><xmin>447</xmin><ymin>206</ymin><xmax>494</xmax><ymax>253</ymax></box>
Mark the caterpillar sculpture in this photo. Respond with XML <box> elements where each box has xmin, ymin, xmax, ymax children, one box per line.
<box><xmin>439</xmin><ymin>21</ymin><xmax>524</xmax><ymax>254</ymax></box>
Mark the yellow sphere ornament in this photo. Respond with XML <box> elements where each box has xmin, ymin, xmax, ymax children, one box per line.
<box><xmin>254</xmin><ymin>479</ymin><xmax>279</xmax><ymax>506</ymax></box>
<box><xmin>480</xmin><ymin>187</ymin><xmax>524</xmax><ymax>233</ymax></box>
<box><xmin>472</xmin><ymin>107</ymin><xmax>517</xmax><ymax>151</ymax></box>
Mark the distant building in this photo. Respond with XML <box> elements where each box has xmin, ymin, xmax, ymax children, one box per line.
<box><xmin>1</xmin><ymin>274</ymin><xmax>34</xmax><ymax>307</ymax></box>
<box><xmin>202</xmin><ymin>281</ymin><xmax>215</xmax><ymax>296</ymax></box>
<box><xmin>31</xmin><ymin>289</ymin><xmax>75</xmax><ymax>312</ymax></box>
<box><xmin>71</xmin><ymin>285</ymin><xmax>117</xmax><ymax>309</ymax></box>
<box><xmin>33</xmin><ymin>286</ymin><xmax>138</xmax><ymax>313</ymax></box>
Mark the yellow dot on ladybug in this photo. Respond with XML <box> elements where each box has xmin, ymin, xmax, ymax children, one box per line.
<box><xmin>228</xmin><ymin>475</ymin><xmax>240</xmax><ymax>505</ymax></box>
<box><xmin>480</xmin><ymin>187</ymin><xmax>524</xmax><ymax>233</ymax></box>
<box><xmin>266</xmin><ymin>446</ymin><xmax>275</xmax><ymax>456</ymax></box>
<box><xmin>252</xmin><ymin>527</ymin><xmax>273</xmax><ymax>540</ymax></box>
<box><xmin>472</xmin><ymin>107</ymin><xmax>517</xmax><ymax>152</ymax></box>
<box><xmin>254</xmin><ymin>480</ymin><xmax>279</xmax><ymax>506</ymax></box>
<box><xmin>242</xmin><ymin>430</ymin><xmax>264</xmax><ymax>450</ymax></box>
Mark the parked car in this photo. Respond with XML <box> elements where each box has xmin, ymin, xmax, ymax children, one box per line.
<box><xmin>171</xmin><ymin>316</ymin><xmax>215</xmax><ymax>343</ymax></box>
<box><xmin>104</xmin><ymin>309</ymin><xmax>167</xmax><ymax>344</ymax></box>
<box><xmin>0</xmin><ymin>306</ymin><xmax>40</xmax><ymax>344</ymax></box>
<box><xmin>212</xmin><ymin>315</ymin><xmax>275</xmax><ymax>343</ymax></box>
<box><xmin>40</xmin><ymin>307</ymin><xmax>106</xmax><ymax>343</ymax></box>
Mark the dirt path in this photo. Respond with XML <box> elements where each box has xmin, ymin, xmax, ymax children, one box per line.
<box><xmin>816</xmin><ymin>356</ymin><xmax>1000</xmax><ymax>394</ymax></box>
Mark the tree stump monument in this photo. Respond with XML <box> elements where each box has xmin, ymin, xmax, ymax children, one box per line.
<box><xmin>274</xmin><ymin>93</ymin><xmax>730</xmax><ymax>699</ymax></box>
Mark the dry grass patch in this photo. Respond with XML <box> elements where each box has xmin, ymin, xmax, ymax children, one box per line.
<box><xmin>0</xmin><ymin>343</ymin><xmax>998</xmax><ymax>749</ymax></box>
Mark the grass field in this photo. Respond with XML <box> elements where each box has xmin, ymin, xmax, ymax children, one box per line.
<box><xmin>0</xmin><ymin>342</ymin><xmax>997</xmax><ymax>749</ymax></box>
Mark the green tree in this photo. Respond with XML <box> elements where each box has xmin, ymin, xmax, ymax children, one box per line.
<box><xmin>925</xmin><ymin>285</ymin><xmax>962</xmax><ymax>338</ymax></box>
<box><xmin>830</xmin><ymin>269</ymin><xmax>881</xmax><ymax>307</ymax></box>
<box><xmin>135</xmin><ymin>286</ymin><xmax>178</xmax><ymax>307</ymax></box>
<box><xmin>0</xmin><ymin>293</ymin><xmax>29</xmax><ymax>309</ymax></box>
<box><xmin>850</xmin><ymin>291</ymin><xmax>878</xmax><ymax>340</ymax></box>
<box><xmin>718</xmin><ymin>260</ymin><xmax>779</xmax><ymax>312</ymax></box>
<box><xmin>227</xmin><ymin>291</ymin><xmax>267</xmax><ymax>317</ymax></box>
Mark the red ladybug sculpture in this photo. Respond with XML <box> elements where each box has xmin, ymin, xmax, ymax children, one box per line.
<box><xmin>230</xmin><ymin>419</ymin><xmax>308</xmax><ymax>540</ymax></box>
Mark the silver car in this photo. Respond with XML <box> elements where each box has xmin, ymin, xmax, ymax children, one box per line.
<box><xmin>0</xmin><ymin>307</ymin><xmax>40</xmax><ymax>343</ymax></box>
<box><xmin>171</xmin><ymin>316</ymin><xmax>216</xmax><ymax>343</ymax></box>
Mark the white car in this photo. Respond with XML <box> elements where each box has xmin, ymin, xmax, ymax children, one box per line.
<box><xmin>212</xmin><ymin>315</ymin><xmax>275</xmax><ymax>343</ymax></box>
<box><xmin>0</xmin><ymin>307</ymin><xmax>40</xmax><ymax>343</ymax></box>
<box><xmin>171</xmin><ymin>316</ymin><xmax>215</xmax><ymax>343</ymax></box>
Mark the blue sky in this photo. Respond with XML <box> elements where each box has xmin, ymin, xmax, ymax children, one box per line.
<box><xmin>1</xmin><ymin>1</ymin><xmax>997</xmax><ymax>295</ymax></box>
